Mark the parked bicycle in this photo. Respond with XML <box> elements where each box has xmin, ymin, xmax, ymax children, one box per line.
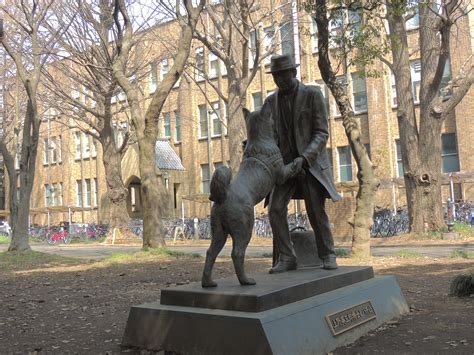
<box><xmin>47</xmin><ymin>222</ymin><xmax>71</xmax><ymax>245</ymax></box>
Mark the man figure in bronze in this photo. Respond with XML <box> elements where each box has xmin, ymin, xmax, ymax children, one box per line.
<box><xmin>263</xmin><ymin>54</ymin><xmax>342</xmax><ymax>273</ymax></box>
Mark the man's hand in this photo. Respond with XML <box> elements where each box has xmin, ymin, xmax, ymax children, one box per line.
<box><xmin>288</xmin><ymin>156</ymin><xmax>306</xmax><ymax>180</ymax></box>
<box><xmin>292</xmin><ymin>157</ymin><xmax>305</xmax><ymax>174</ymax></box>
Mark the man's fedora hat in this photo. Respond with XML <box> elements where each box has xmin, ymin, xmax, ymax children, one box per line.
<box><xmin>267</xmin><ymin>54</ymin><xmax>299</xmax><ymax>73</ymax></box>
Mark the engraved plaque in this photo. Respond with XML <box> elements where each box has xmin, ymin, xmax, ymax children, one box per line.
<box><xmin>325</xmin><ymin>301</ymin><xmax>376</xmax><ymax>336</ymax></box>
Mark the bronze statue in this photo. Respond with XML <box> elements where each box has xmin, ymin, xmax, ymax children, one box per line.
<box><xmin>263</xmin><ymin>54</ymin><xmax>342</xmax><ymax>274</ymax></box>
<box><xmin>201</xmin><ymin>108</ymin><xmax>299</xmax><ymax>287</ymax></box>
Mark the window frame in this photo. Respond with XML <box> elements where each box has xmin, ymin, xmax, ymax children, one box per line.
<box><xmin>351</xmin><ymin>72</ymin><xmax>368</xmax><ymax>114</ymax></box>
<box><xmin>163</xmin><ymin>112</ymin><xmax>171</xmax><ymax>138</ymax></box>
<box><xmin>198</xmin><ymin>104</ymin><xmax>208</xmax><ymax>138</ymax></box>
<box><xmin>337</xmin><ymin>146</ymin><xmax>353</xmax><ymax>182</ymax></box>
<box><xmin>201</xmin><ymin>164</ymin><xmax>211</xmax><ymax>193</ymax></box>
<box><xmin>441</xmin><ymin>133</ymin><xmax>460</xmax><ymax>173</ymax></box>
<box><xmin>76</xmin><ymin>180</ymin><xmax>83</xmax><ymax>207</ymax></box>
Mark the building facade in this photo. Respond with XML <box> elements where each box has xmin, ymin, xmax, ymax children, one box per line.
<box><xmin>4</xmin><ymin>3</ymin><xmax>473</xmax><ymax>233</ymax></box>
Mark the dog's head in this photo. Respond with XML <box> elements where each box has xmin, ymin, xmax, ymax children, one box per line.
<box><xmin>242</xmin><ymin>106</ymin><xmax>274</xmax><ymax>142</ymax></box>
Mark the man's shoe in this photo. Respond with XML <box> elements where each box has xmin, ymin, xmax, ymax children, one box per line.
<box><xmin>323</xmin><ymin>255</ymin><xmax>338</xmax><ymax>270</ymax></box>
<box><xmin>269</xmin><ymin>259</ymin><xmax>297</xmax><ymax>274</ymax></box>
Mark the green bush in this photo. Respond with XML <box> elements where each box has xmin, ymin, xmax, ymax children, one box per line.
<box><xmin>449</xmin><ymin>272</ymin><xmax>474</xmax><ymax>297</ymax></box>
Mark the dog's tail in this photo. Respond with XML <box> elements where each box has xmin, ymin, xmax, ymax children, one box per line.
<box><xmin>209</xmin><ymin>166</ymin><xmax>232</xmax><ymax>204</ymax></box>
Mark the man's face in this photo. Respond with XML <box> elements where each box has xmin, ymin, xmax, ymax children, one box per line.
<box><xmin>272</xmin><ymin>69</ymin><xmax>296</xmax><ymax>91</ymax></box>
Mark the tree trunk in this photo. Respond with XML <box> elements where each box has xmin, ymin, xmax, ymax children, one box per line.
<box><xmin>9</xmin><ymin>196</ymin><xmax>31</xmax><ymax>251</ymax></box>
<box><xmin>226</xmin><ymin>75</ymin><xmax>246</xmax><ymax>174</ymax></box>
<box><xmin>101</xmin><ymin>135</ymin><xmax>130</xmax><ymax>243</ymax></box>
<box><xmin>8</xmin><ymin>105</ymin><xmax>39</xmax><ymax>252</ymax></box>
<box><xmin>138</xmin><ymin>135</ymin><xmax>166</xmax><ymax>248</ymax></box>
<box><xmin>314</xmin><ymin>0</ymin><xmax>378</xmax><ymax>258</ymax></box>
<box><xmin>408</xmin><ymin>114</ymin><xmax>444</xmax><ymax>232</ymax></box>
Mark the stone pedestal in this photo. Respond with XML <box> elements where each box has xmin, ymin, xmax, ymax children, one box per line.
<box><xmin>122</xmin><ymin>266</ymin><xmax>408</xmax><ymax>354</ymax></box>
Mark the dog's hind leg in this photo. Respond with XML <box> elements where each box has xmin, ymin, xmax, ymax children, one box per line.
<box><xmin>202</xmin><ymin>215</ymin><xmax>227</xmax><ymax>288</ymax></box>
<box><xmin>230</xmin><ymin>225</ymin><xmax>256</xmax><ymax>286</ymax></box>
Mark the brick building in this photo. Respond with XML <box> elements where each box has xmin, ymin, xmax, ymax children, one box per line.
<box><xmin>3</xmin><ymin>4</ymin><xmax>473</xmax><ymax>238</ymax></box>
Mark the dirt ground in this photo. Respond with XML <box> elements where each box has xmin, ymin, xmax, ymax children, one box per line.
<box><xmin>0</xmin><ymin>248</ymin><xmax>473</xmax><ymax>354</ymax></box>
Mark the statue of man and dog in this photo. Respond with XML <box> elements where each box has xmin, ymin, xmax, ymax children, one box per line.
<box><xmin>202</xmin><ymin>55</ymin><xmax>341</xmax><ymax>287</ymax></box>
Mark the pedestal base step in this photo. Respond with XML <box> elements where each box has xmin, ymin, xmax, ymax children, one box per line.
<box><xmin>122</xmin><ymin>274</ymin><xmax>408</xmax><ymax>354</ymax></box>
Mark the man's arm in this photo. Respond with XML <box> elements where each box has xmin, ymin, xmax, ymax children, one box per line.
<box><xmin>300</xmin><ymin>87</ymin><xmax>329</xmax><ymax>168</ymax></box>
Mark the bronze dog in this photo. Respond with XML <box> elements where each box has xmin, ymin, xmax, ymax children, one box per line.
<box><xmin>201</xmin><ymin>107</ymin><xmax>298</xmax><ymax>287</ymax></box>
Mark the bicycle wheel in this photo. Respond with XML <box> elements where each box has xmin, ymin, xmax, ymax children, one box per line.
<box><xmin>47</xmin><ymin>232</ymin><xmax>57</xmax><ymax>245</ymax></box>
<box><xmin>63</xmin><ymin>234</ymin><xmax>71</xmax><ymax>244</ymax></box>
<box><xmin>380</xmin><ymin>218</ymin><xmax>391</xmax><ymax>238</ymax></box>
<box><xmin>173</xmin><ymin>226</ymin><xmax>185</xmax><ymax>242</ymax></box>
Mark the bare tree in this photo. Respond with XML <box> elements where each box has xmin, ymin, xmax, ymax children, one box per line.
<box><xmin>309</xmin><ymin>0</ymin><xmax>378</xmax><ymax>257</ymax></box>
<box><xmin>42</xmin><ymin>0</ymin><xmax>146</xmax><ymax>235</ymax></box>
<box><xmin>0</xmin><ymin>0</ymin><xmax>59</xmax><ymax>251</ymax></box>
<box><xmin>112</xmin><ymin>0</ymin><xmax>204</xmax><ymax>248</ymax></box>
<box><xmin>193</xmin><ymin>0</ymin><xmax>292</xmax><ymax>174</ymax></box>
<box><xmin>385</xmin><ymin>0</ymin><xmax>473</xmax><ymax>232</ymax></box>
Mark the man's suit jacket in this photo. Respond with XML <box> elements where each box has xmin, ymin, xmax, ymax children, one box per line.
<box><xmin>263</xmin><ymin>82</ymin><xmax>341</xmax><ymax>202</ymax></box>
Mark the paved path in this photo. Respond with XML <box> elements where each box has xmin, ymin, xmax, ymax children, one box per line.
<box><xmin>1</xmin><ymin>243</ymin><xmax>474</xmax><ymax>259</ymax></box>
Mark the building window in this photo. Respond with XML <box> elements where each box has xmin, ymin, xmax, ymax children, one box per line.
<box><xmin>50</xmin><ymin>137</ymin><xmax>57</xmax><ymax>163</ymax></box>
<box><xmin>315</xmin><ymin>80</ymin><xmax>330</xmax><ymax>114</ymax></box>
<box><xmin>280</xmin><ymin>22</ymin><xmax>294</xmax><ymax>57</ymax></box>
<box><xmin>338</xmin><ymin>146</ymin><xmax>352</xmax><ymax>182</ymax></box>
<box><xmin>263</xmin><ymin>26</ymin><xmax>275</xmax><ymax>64</ymax></box>
<box><xmin>76</xmin><ymin>180</ymin><xmax>83</xmax><ymax>207</ymax></box>
<box><xmin>163</xmin><ymin>112</ymin><xmax>171</xmax><ymax>138</ymax></box>
<box><xmin>45</xmin><ymin>184</ymin><xmax>51</xmax><ymax>207</ymax></box>
<box><xmin>58</xmin><ymin>135</ymin><xmax>62</xmax><ymax>162</ymax></box>
<box><xmin>441</xmin><ymin>133</ymin><xmax>460</xmax><ymax>173</ymax></box>
<box><xmin>52</xmin><ymin>184</ymin><xmax>58</xmax><ymax>206</ymax></box>
<box><xmin>210</xmin><ymin>102</ymin><xmax>221</xmax><ymax>136</ymax></box>
<box><xmin>311</xmin><ymin>16</ymin><xmax>318</xmax><ymax>52</ymax></box>
<box><xmin>150</xmin><ymin>62</ymin><xmax>158</xmax><ymax>94</ymax></box>
<box><xmin>74</xmin><ymin>132</ymin><xmax>81</xmax><ymax>160</ymax></box>
<box><xmin>201</xmin><ymin>164</ymin><xmax>210</xmax><ymax>193</ymax></box>
<box><xmin>411</xmin><ymin>61</ymin><xmax>421</xmax><ymax>104</ymax></box>
<box><xmin>92</xmin><ymin>139</ymin><xmax>97</xmax><ymax>158</ymax></box>
<box><xmin>252</xmin><ymin>92</ymin><xmax>263</xmax><ymax>111</ymax></box>
<box><xmin>395</xmin><ymin>139</ymin><xmax>404</xmax><ymax>177</ymax></box>
<box><xmin>406</xmin><ymin>1</ymin><xmax>420</xmax><ymax>30</ymax></box>
<box><xmin>160</xmin><ymin>58</ymin><xmax>169</xmax><ymax>81</ymax></box>
<box><xmin>348</xmin><ymin>9</ymin><xmax>362</xmax><ymax>39</ymax></box>
<box><xmin>352</xmin><ymin>73</ymin><xmax>367</xmax><ymax>113</ymax></box>
<box><xmin>440</xmin><ymin>59</ymin><xmax>452</xmax><ymax>99</ymax></box>
<box><xmin>56</xmin><ymin>182</ymin><xmax>63</xmax><ymax>206</ymax></box>
<box><xmin>390</xmin><ymin>71</ymin><xmax>397</xmax><ymax>107</ymax></box>
<box><xmin>94</xmin><ymin>178</ymin><xmax>98</xmax><ymax>207</ymax></box>
<box><xmin>209</xmin><ymin>52</ymin><xmax>219</xmax><ymax>77</ymax></box>
<box><xmin>82</xmin><ymin>132</ymin><xmax>90</xmax><ymax>159</ymax></box>
<box><xmin>329</xmin><ymin>9</ymin><xmax>344</xmax><ymax>48</ymax></box>
<box><xmin>43</xmin><ymin>138</ymin><xmax>49</xmax><ymax>164</ymax></box>
<box><xmin>174</xmin><ymin>111</ymin><xmax>181</xmax><ymax>142</ymax></box>
<box><xmin>196</xmin><ymin>48</ymin><xmax>204</xmax><ymax>81</ymax></box>
<box><xmin>198</xmin><ymin>105</ymin><xmax>208</xmax><ymax>138</ymax></box>
<box><xmin>85</xmin><ymin>178</ymin><xmax>91</xmax><ymax>207</ymax></box>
